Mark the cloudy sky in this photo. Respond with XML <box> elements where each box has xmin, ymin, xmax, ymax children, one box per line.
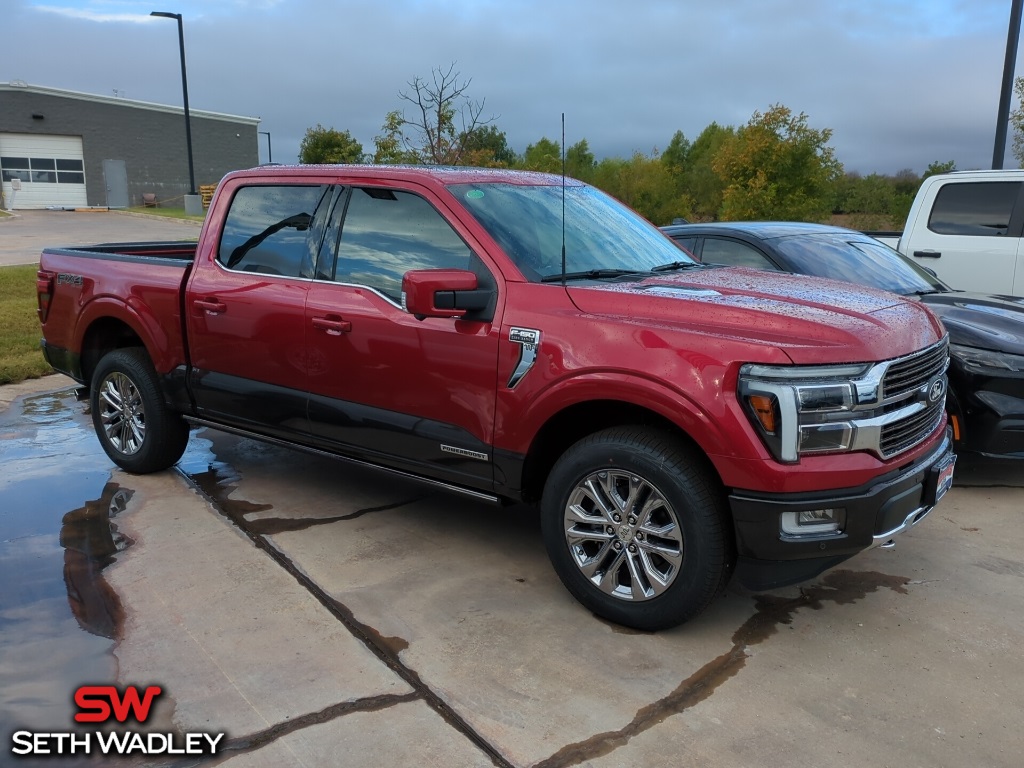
<box><xmin>6</xmin><ymin>0</ymin><xmax>1024</xmax><ymax>174</ymax></box>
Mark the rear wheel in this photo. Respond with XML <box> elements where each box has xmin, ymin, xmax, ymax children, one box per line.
<box><xmin>541</xmin><ymin>427</ymin><xmax>732</xmax><ymax>630</ymax></box>
<box><xmin>90</xmin><ymin>348</ymin><xmax>189</xmax><ymax>473</ymax></box>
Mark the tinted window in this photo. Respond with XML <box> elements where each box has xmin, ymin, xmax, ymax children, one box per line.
<box><xmin>335</xmin><ymin>188</ymin><xmax>474</xmax><ymax>300</ymax></box>
<box><xmin>774</xmin><ymin>235</ymin><xmax>946</xmax><ymax>295</ymax></box>
<box><xmin>669</xmin><ymin>235</ymin><xmax>698</xmax><ymax>255</ymax></box>
<box><xmin>218</xmin><ymin>185</ymin><xmax>331</xmax><ymax>277</ymax></box>
<box><xmin>701</xmin><ymin>238</ymin><xmax>780</xmax><ymax>270</ymax></box>
<box><xmin>928</xmin><ymin>181</ymin><xmax>1020</xmax><ymax>236</ymax></box>
<box><xmin>55</xmin><ymin>159</ymin><xmax>84</xmax><ymax>171</ymax></box>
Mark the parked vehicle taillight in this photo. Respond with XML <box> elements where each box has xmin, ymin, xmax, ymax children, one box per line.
<box><xmin>37</xmin><ymin>270</ymin><xmax>55</xmax><ymax>323</ymax></box>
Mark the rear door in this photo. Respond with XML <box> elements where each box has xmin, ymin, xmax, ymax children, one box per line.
<box><xmin>186</xmin><ymin>181</ymin><xmax>334</xmax><ymax>439</ymax></box>
<box><xmin>304</xmin><ymin>183</ymin><xmax>502</xmax><ymax>489</ymax></box>
<box><xmin>907</xmin><ymin>179</ymin><xmax>1024</xmax><ymax>295</ymax></box>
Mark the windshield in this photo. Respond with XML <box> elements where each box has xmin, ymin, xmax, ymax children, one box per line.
<box><xmin>773</xmin><ymin>234</ymin><xmax>948</xmax><ymax>295</ymax></box>
<box><xmin>449</xmin><ymin>182</ymin><xmax>694</xmax><ymax>281</ymax></box>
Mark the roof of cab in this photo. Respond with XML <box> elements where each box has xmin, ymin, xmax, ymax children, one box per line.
<box><xmin>223</xmin><ymin>164</ymin><xmax>576</xmax><ymax>187</ymax></box>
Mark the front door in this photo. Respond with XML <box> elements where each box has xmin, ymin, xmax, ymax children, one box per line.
<box><xmin>305</xmin><ymin>184</ymin><xmax>501</xmax><ymax>489</ymax></box>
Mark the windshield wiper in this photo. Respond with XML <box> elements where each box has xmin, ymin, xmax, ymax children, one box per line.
<box><xmin>906</xmin><ymin>289</ymin><xmax>946</xmax><ymax>296</ymax></box>
<box><xmin>650</xmin><ymin>260</ymin><xmax>703</xmax><ymax>273</ymax></box>
<box><xmin>540</xmin><ymin>269</ymin><xmax>646</xmax><ymax>283</ymax></box>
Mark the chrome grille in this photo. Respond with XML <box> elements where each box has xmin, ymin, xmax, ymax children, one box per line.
<box><xmin>882</xmin><ymin>338</ymin><xmax>948</xmax><ymax>401</ymax></box>
<box><xmin>880</xmin><ymin>399</ymin><xmax>945</xmax><ymax>457</ymax></box>
<box><xmin>876</xmin><ymin>338</ymin><xmax>949</xmax><ymax>458</ymax></box>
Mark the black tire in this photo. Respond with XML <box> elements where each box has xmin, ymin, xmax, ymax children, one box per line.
<box><xmin>541</xmin><ymin>426</ymin><xmax>733</xmax><ymax>631</ymax></box>
<box><xmin>90</xmin><ymin>348</ymin><xmax>189</xmax><ymax>474</ymax></box>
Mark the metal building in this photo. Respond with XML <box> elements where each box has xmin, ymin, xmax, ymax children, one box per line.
<box><xmin>0</xmin><ymin>81</ymin><xmax>259</xmax><ymax>210</ymax></box>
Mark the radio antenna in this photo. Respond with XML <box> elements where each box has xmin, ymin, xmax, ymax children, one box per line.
<box><xmin>561</xmin><ymin>112</ymin><xmax>566</xmax><ymax>286</ymax></box>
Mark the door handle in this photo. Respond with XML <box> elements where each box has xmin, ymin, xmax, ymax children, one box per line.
<box><xmin>193</xmin><ymin>298</ymin><xmax>227</xmax><ymax>315</ymax></box>
<box><xmin>312</xmin><ymin>315</ymin><xmax>352</xmax><ymax>335</ymax></box>
<box><xmin>912</xmin><ymin>250</ymin><xmax>941</xmax><ymax>258</ymax></box>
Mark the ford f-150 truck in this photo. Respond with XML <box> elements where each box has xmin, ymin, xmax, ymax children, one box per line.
<box><xmin>37</xmin><ymin>165</ymin><xmax>956</xmax><ymax>630</ymax></box>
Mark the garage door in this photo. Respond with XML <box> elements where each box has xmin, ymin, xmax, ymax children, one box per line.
<box><xmin>1</xmin><ymin>133</ymin><xmax>88</xmax><ymax>210</ymax></box>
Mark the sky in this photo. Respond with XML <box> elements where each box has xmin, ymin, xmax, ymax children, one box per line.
<box><xmin>5</xmin><ymin>0</ymin><xmax>1024</xmax><ymax>175</ymax></box>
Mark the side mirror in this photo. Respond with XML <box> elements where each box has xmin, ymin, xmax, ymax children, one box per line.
<box><xmin>401</xmin><ymin>269</ymin><xmax>493</xmax><ymax>320</ymax></box>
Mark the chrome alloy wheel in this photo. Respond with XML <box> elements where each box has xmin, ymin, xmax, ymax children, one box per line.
<box><xmin>97</xmin><ymin>372</ymin><xmax>146</xmax><ymax>455</ymax></box>
<box><xmin>563</xmin><ymin>470</ymin><xmax>683</xmax><ymax>601</ymax></box>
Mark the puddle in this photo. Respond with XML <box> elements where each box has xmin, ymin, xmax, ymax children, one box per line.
<box><xmin>0</xmin><ymin>388</ymin><xmax>169</xmax><ymax>754</ymax></box>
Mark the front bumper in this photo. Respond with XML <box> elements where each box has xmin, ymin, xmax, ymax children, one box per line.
<box><xmin>729</xmin><ymin>429</ymin><xmax>955</xmax><ymax>590</ymax></box>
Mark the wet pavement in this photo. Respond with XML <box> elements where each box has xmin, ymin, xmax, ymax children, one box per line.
<box><xmin>2</xmin><ymin>376</ymin><xmax>1023</xmax><ymax>767</ymax></box>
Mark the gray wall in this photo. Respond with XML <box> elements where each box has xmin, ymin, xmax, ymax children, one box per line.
<box><xmin>0</xmin><ymin>89</ymin><xmax>259</xmax><ymax>207</ymax></box>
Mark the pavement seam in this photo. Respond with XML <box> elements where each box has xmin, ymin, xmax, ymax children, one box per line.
<box><xmin>155</xmin><ymin>691</ymin><xmax>422</xmax><ymax>768</ymax></box>
<box><xmin>177</xmin><ymin>468</ymin><xmax>515</xmax><ymax>768</ymax></box>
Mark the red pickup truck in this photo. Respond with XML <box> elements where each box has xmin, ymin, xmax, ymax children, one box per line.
<box><xmin>37</xmin><ymin>165</ymin><xmax>956</xmax><ymax>630</ymax></box>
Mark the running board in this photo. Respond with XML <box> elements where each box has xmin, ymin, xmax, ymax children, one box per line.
<box><xmin>183</xmin><ymin>417</ymin><xmax>502</xmax><ymax>505</ymax></box>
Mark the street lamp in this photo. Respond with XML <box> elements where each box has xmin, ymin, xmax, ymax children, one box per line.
<box><xmin>151</xmin><ymin>11</ymin><xmax>196</xmax><ymax>196</ymax></box>
<box><xmin>259</xmin><ymin>130</ymin><xmax>273</xmax><ymax>164</ymax></box>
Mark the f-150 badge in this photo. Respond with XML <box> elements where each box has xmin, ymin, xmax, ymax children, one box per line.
<box><xmin>508</xmin><ymin>327</ymin><xmax>541</xmax><ymax>389</ymax></box>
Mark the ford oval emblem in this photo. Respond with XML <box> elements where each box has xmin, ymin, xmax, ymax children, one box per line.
<box><xmin>927</xmin><ymin>377</ymin><xmax>946</xmax><ymax>404</ymax></box>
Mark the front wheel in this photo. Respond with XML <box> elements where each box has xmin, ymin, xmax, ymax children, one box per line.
<box><xmin>541</xmin><ymin>427</ymin><xmax>733</xmax><ymax>631</ymax></box>
<box><xmin>90</xmin><ymin>348</ymin><xmax>189</xmax><ymax>474</ymax></box>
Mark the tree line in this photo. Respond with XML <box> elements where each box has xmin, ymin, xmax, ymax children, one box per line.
<box><xmin>297</xmin><ymin>65</ymin><xmax>986</xmax><ymax>229</ymax></box>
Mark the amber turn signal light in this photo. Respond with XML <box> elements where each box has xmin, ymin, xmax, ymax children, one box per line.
<box><xmin>748</xmin><ymin>395</ymin><xmax>777</xmax><ymax>433</ymax></box>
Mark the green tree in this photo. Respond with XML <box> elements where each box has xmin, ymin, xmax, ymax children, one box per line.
<box><xmin>299</xmin><ymin>124</ymin><xmax>364</xmax><ymax>164</ymax></box>
<box><xmin>661</xmin><ymin>130</ymin><xmax>690</xmax><ymax>175</ymax></box>
<box><xmin>461</xmin><ymin>124</ymin><xmax>517</xmax><ymax>167</ymax></box>
<box><xmin>712</xmin><ymin>105</ymin><xmax>842</xmax><ymax>221</ymax></box>
<box><xmin>923</xmin><ymin>160</ymin><xmax>956</xmax><ymax>179</ymax></box>
<box><xmin>681</xmin><ymin>122</ymin><xmax>734</xmax><ymax>219</ymax></box>
<box><xmin>521</xmin><ymin>137</ymin><xmax>562</xmax><ymax>173</ymax></box>
<box><xmin>373</xmin><ymin>111</ymin><xmax>415</xmax><ymax>164</ymax></box>
<box><xmin>592</xmin><ymin>151</ymin><xmax>691</xmax><ymax>224</ymax></box>
<box><xmin>1011</xmin><ymin>75</ymin><xmax>1024</xmax><ymax>167</ymax></box>
<box><xmin>566</xmin><ymin>139</ymin><xmax>596</xmax><ymax>181</ymax></box>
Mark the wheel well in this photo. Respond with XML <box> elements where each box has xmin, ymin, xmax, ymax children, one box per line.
<box><xmin>80</xmin><ymin>319</ymin><xmax>144</xmax><ymax>387</ymax></box>
<box><xmin>521</xmin><ymin>400</ymin><xmax>720</xmax><ymax>503</ymax></box>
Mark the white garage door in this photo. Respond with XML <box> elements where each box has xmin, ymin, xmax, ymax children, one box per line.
<box><xmin>1</xmin><ymin>133</ymin><xmax>88</xmax><ymax>210</ymax></box>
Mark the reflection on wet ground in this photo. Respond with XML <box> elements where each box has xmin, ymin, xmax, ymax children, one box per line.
<box><xmin>0</xmin><ymin>388</ymin><xmax>121</xmax><ymax>738</ymax></box>
<box><xmin>0</xmin><ymin>388</ymin><xmax>180</xmax><ymax>752</ymax></box>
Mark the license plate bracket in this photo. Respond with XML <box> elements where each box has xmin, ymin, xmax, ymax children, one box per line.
<box><xmin>925</xmin><ymin>454</ymin><xmax>956</xmax><ymax>507</ymax></box>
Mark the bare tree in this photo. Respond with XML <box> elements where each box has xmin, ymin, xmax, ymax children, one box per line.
<box><xmin>394</xmin><ymin>63</ymin><xmax>495</xmax><ymax>165</ymax></box>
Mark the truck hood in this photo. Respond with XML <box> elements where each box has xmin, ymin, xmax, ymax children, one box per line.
<box><xmin>920</xmin><ymin>291</ymin><xmax>1024</xmax><ymax>356</ymax></box>
<box><xmin>566</xmin><ymin>267</ymin><xmax>945</xmax><ymax>365</ymax></box>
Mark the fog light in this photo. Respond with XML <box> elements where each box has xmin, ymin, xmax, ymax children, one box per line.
<box><xmin>781</xmin><ymin>508</ymin><xmax>846</xmax><ymax>536</ymax></box>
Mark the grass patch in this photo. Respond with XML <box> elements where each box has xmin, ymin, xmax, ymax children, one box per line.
<box><xmin>124</xmin><ymin>206</ymin><xmax>206</xmax><ymax>223</ymax></box>
<box><xmin>0</xmin><ymin>265</ymin><xmax>53</xmax><ymax>385</ymax></box>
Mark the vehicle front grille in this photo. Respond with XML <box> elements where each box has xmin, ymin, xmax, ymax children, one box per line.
<box><xmin>880</xmin><ymin>399</ymin><xmax>946</xmax><ymax>457</ymax></box>
<box><xmin>882</xmin><ymin>338</ymin><xmax>948</xmax><ymax>402</ymax></box>
<box><xmin>876</xmin><ymin>338</ymin><xmax>949</xmax><ymax>458</ymax></box>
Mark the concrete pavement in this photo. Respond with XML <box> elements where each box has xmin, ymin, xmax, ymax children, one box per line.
<box><xmin>0</xmin><ymin>210</ymin><xmax>202</xmax><ymax>267</ymax></box>
<box><xmin>3</xmin><ymin>375</ymin><xmax>1023</xmax><ymax>767</ymax></box>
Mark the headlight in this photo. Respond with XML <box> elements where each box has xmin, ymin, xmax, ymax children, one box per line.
<box><xmin>950</xmin><ymin>344</ymin><xmax>1024</xmax><ymax>375</ymax></box>
<box><xmin>738</xmin><ymin>362</ymin><xmax>874</xmax><ymax>463</ymax></box>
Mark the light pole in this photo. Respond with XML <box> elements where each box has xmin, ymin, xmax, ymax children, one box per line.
<box><xmin>151</xmin><ymin>11</ymin><xmax>196</xmax><ymax>196</ymax></box>
<box><xmin>259</xmin><ymin>130</ymin><xmax>273</xmax><ymax>164</ymax></box>
<box><xmin>993</xmin><ymin>0</ymin><xmax>1023</xmax><ymax>169</ymax></box>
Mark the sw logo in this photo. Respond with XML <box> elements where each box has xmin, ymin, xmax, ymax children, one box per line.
<box><xmin>10</xmin><ymin>684</ymin><xmax>225</xmax><ymax>758</ymax></box>
<box><xmin>74</xmin><ymin>684</ymin><xmax>162</xmax><ymax>723</ymax></box>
